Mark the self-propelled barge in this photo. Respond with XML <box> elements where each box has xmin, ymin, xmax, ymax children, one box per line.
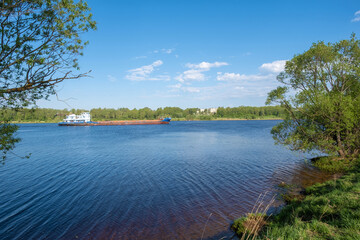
<box><xmin>58</xmin><ymin>112</ymin><xmax>171</xmax><ymax>126</ymax></box>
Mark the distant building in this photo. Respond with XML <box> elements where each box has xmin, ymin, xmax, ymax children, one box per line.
<box><xmin>209</xmin><ymin>108</ymin><xmax>217</xmax><ymax>114</ymax></box>
<box><xmin>196</xmin><ymin>108</ymin><xmax>218</xmax><ymax>114</ymax></box>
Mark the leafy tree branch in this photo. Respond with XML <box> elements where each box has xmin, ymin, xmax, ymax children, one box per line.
<box><xmin>0</xmin><ymin>0</ymin><xmax>96</xmax><ymax>161</ymax></box>
<box><xmin>267</xmin><ymin>35</ymin><xmax>360</xmax><ymax>159</ymax></box>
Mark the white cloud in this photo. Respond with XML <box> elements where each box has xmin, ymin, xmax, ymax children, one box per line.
<box><xmin>165</xmin><ymin>75</ymin><xmax>281</xmax><ymax>102</ymax></box>
<box><xmin>167</xmin><ymin>83</ymin><xmax>201</xmax><ymax>93</ymax></box>
<box><xmin>176</xmin><ymin>61</ymin><xmax>228</xmax><ymax>83</ymax></box>
<box><xmin>352</xmin><ymin>10</ymin><xmax>360</xmax><ymax>22</ymax></box>
<box><xmin>186</xmin><ymin>61</ymin><xmax>228</xmax><ymax>70</ymax></box>
<box><xmin>161</xmin><ymin>60</ymin><xmax>287</xmax><ymax>102</ymax></box>
<box><xmin>183</xmin><ymin>69</ymin><xmax>206</xmax><ymax>81</ymax></box>
<box><xmin>152</xmin><ymin>48</ymin><xmax>175</xmax><ymax>54</ymax></box>
<box><xmin>148</xmin><ymin>75</ymin><xmax>171</xmax><ymax>81</ymax></box>
<box><xmin>174</xmin><ymin>75</ymin><xmax>185</xmax><ymax>83</ymax></box>
<box><xmin>107</xmin><ymin>75</ymin><xmax>117</xmax><ymax>82</ymax></box>
<box><xmin>178</xmin><ymin>78</ymin><xmax>279</xmax><ymax>101</ymax></box>
<box><xmin>217</xmin><ymin>72</ymin><xmax>272</xmax><ymax>81</ymax></box>
<box><xmin>259</xmin><ymin>60</ymin><xmax>287</xmax><ymax>73</ymax></box>
<box><xmin>126</xmin><ymin>60</ymin><xmax>169</xmax><ymax>81</ymax></box>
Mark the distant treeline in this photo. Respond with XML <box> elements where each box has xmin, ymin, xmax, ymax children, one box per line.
<box><xmin>1</xmin><ymin>106</ymin><xmax>286</xmax><ymax>122</ymax></box>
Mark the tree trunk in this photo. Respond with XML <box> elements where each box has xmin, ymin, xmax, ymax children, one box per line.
<box><xmin>336</xmin><ymin>130</ymin><xmax>346</xmax><ymax>158</ymax></box>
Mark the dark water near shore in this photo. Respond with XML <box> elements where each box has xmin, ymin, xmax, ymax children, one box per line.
<box><xmin>0</xmin><ymin>121</ymin><xmax>332</xmax><ymax>239</ymax></box>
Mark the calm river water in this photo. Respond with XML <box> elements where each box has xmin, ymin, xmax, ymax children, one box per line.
<box><xmin>0</xmin><ymin>121</ymin><xmax>330</xmax><ymax>239</ymax></box>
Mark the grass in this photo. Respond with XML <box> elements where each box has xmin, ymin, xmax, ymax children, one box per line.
<box><xmin>231</xmin><ymin>193</ymin><xmax>275</xmax><ymax>240</ymax></box>
<box><xmin>232</xmin><ymin>157</ymin><xmax>360</xmax><ymax>240</ymax></box>
<box><xmin>232</xmin><ymin>213</ymin><xmax>268</xmax><ymax>239</ymax></box>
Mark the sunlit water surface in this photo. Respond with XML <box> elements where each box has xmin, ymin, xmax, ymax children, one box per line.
<box><xmin>0</xmin><ymin>121</ymin><xmax>332</xmax><ymax>239</ymax></box>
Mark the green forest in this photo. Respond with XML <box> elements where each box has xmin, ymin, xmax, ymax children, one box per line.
<box><xmin>1</xmin><ymin>106</ymin><xmax>285</xmax><ymax>123</ymax></box>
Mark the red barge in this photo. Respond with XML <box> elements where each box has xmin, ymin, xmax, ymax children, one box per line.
<box><xmin>58</xmin><ymin>112</ymin><xmax>171</xmax><ymax>126</ymax></box>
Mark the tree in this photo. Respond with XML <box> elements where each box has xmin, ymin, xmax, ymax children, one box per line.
<box><xmin>0</xmin><ymin>0</ymin><xmax>96</xmax><ymax>161</ymax></box>
<box><xmin>266</xmin><ymin>35</ymin><xmax>360</xmax><ymax>159</ymax></box>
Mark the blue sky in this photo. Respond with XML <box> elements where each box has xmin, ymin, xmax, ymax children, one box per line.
<box><xmin>38</xmin><ymin>0</ymin><xmax>360</xmax><ymax>110</ymax></box>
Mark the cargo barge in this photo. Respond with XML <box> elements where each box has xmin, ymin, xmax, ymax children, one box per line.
<box><xmin>58</xmin><ymin>112</ymin><xmax>171</xmax><ymax>126</ymax></box>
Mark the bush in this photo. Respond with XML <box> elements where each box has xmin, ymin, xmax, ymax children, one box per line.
<box><xmin>311</xmin><ymin>156</ymin><xmax>358</xmax><ymax>173</ymax></box>
<box><xmin>232</xmin><ymin>213</ymin><xmax>267</xmax><ymax>238</ymax></box>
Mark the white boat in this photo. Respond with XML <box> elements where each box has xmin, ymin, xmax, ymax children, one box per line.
<box><xmin>58</xmin><ymin>112</ymin><xmax>171</xmax><ymax>126</ymax></box>
<box><xmin>61</xmin><ymin>112</ymin><xmax>91</xmax><ymax>123</ymax></box>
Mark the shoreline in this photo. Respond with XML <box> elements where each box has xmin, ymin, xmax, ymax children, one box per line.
<box><xmin>10</xmin><ymin>118</ymin><xmax>283</xmax><ymax>124</ymax></box>
<box><xmin>232</xmin><ymin>157</ymin><xmax>360</xmax><ymax>239</ymax></box>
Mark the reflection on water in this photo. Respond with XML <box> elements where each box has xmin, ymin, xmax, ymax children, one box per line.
<box><xmin>0</xmin><ymin>121</ymin><xmax>330</xmax><ymax>239</ymax></box>
<box><xmin>272</xmin><ymin>160</ymin><xmax>336</xmax><ymax>188</ymax></box>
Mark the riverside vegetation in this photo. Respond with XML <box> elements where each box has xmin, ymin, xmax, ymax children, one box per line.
<box><xmin>232</xmin><ymin>157</ymin><xmax>360</xmax><ymax>240</ymax></box>
<box><xmin>0</xmin><ymin>106</ymin><xmax>285</xmax><ymax>123</ymax></box>
<box><xmin>232</xmin><ymin>36</ymin><xmax>360</xmax><ymax>240</ymax></box>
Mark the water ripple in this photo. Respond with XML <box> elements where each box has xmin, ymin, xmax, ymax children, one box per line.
<box><xmin>0</xmin><ymin>121</ymin><xmax>326</xmax><ymax>240</ymax></box>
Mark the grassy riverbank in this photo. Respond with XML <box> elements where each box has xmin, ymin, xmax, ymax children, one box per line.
<box><xmin>166</xmin><ymin>117</ymin><xmax>282</xmax><ymax>121</ymax></box>
<box><xmin>232</xmin><ymin>158</ymin><xmax>360</xmax><ymax>239</ymax></box>
<box><xmin>9</xmin><ymin>117</ymin><xmax>283</xmax><ymax>123</ymax></box>
<box><xmin>1</xmin><ymin>106</ymin><xmax>285</xmax><ymax>123</ymax></box>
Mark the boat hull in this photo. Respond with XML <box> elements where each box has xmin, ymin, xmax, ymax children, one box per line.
<box><xmin>58</xmin><ymin>118</ymin><xmax>171</xmax><ymax>126</ymax></box>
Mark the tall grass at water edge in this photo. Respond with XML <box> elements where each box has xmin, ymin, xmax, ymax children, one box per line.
<box><xmin>232</xmin><ymin>158</ymin><xmax>360</xmax><ymax>240</ymax></box>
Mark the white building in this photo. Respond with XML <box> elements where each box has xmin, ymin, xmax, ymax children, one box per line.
<box><xmin>196</xmin><ymin>108</ymin><xmax>218</xmax><ymax>114</ymax></box>
<box><xmin>209</xmin><ymin>108</ymin><xmax>217</xmax><ymax>114</ymax></box>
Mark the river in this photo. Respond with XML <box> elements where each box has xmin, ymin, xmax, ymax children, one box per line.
<box><xmin>0</xmin><ymin>121</ymin><xmax>330</xmax><ymax>239</ymax></box>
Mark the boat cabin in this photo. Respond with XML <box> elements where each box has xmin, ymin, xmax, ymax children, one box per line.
<box><xmin>63</xmin><ymin>112</ymin><xmax>91</xmax><ymax>123</ymax></box>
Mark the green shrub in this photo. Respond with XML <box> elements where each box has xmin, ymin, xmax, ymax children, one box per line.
<box><xmin>311</xmin><ymin>156</ymin><xmax>357</xmax><ymax>173</ymax></box>
<box><xmin>232</xmin><ymin>213</ymin><xmax>267</xmax><ymax>237</ymax></box>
